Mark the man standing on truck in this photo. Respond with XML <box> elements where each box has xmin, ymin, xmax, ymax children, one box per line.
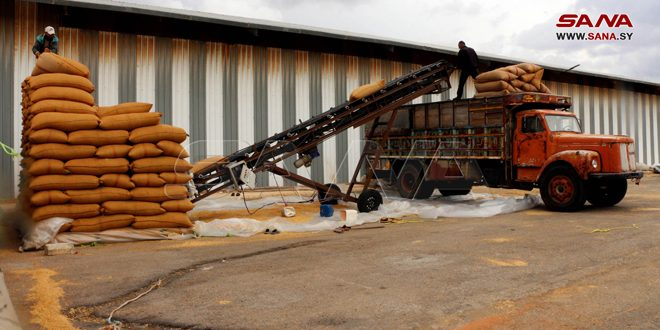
<box><xmin>32</xmin><ymin>26</ymin><xmax>58</xmax><ymax>58</ymax></box>
<box><xmin>454</xmin><ymin>41</ymin><xmax>479</xmax><ymax>100</ymax></box>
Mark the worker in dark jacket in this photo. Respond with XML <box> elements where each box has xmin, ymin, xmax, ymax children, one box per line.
<box><xmin>32</xmin><ymin>26</ymin><xmax>58</xmax><ymax>58</ymax></box>
<box><xmin>454</xmin><ymin>41</ymin><xmax>479</xmax><ymax>100</ymax></box>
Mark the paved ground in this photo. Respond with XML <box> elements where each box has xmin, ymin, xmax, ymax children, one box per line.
<box><xmin>1</xmin><ymin>175</ymin><xmax>659</xmax><ymax>329</ymax></box>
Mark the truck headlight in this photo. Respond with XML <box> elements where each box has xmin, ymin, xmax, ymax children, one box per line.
<box><xmin>591</xmin><ymin>159</ymin><xmax>598</xmax><ymax>169</ymax></box>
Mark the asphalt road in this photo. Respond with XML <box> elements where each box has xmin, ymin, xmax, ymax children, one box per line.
<box><xmin>1</xmin><ymin>175</ymin><xmax>659</xmax><ymax>329</ymax></box>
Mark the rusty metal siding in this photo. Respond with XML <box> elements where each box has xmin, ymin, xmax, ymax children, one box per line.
<box><xmin>97</xmin><ymin>31</ymin><xmax>118</xmax><ymax>106</ymax></box>
<box><xmin>155</xmin><ymin>37</ymin><xmax>173</xmax><ymax>123</ymax></box>
<box><xmin>79</xmin><ymin>29</ymin><xmax>99</xmax><ymax>99</ymax></box>
<box><xmin>136</xmin><ymin>35</ymin><xmax>155</xmax><ymax>105</ymax></box>
<box><xmin>237</xmin><ymin>45</ymin><xmax>254</xmax><ymax>157</ymax></box>
<box><xmin>345</xmin><ymin>56</ymin><xmax>361</xmax><ymax>180</ymax></box>
<box><xmin>205</xmin><ymin>42</ymin><xmax>225</xmax><ymax>158</ymax></box>
<box><xmin>1</xmin><ymin>0</ymin><xmax>15</xmax><ymax>199</ymax></box>
<box><xmin>308</xmin><ymin>51</ymin><xmax>324</xmax><ymax>183</ymax></box>
<box><xmin>252</xmin><ymin>46</ymin><xmax>268</xmax><ymax>186</ymax></box>
<box><xmin>118</xmin><ymin>33</ymin><xmax>136</xmax><ymax>103</ymax></box>
<box><xmin>321</xmin><ymin>53</ymin><xmax>337</xmax><ymax>184</ymax></box>
<box><xmin>57</xmin><ymin>27</ymin><xmax>80</xmax><ymax>61</ymax></box>
<box><xmin>266</xmin><ymin>47</ymin><xmax>284</xmax><ymax>186</ymax></box>
<box><xmin>223</xmin><ymin>45</ymin><xmax>239</xmax><ymax>153</ymax></box>
<box><xmin>172</xmin><ymin>39</ymin><xmax>190</xmax><ymax>136</ymax></box>
<box><xmin>281</xmin><ymin>48</ymin><xmax>297</xmax><ymax>183</ymax></box>
<box><xmin>334</xmin><ymin>54</ymin><xmax>348</xmax><ymax>182</ymax></box>
<box><xmin>189</xmin><ymin>40</ymin><xmax>206</xmax><ymax>163</ymax></box>
<box><xmin>294</xmin><ymin>51</ymin><xmax>311</xmax><ymax>180</ymax></box>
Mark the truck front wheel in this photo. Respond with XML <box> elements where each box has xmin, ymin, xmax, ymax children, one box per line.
<box><xmin>587</xmin><ymin>177</ymin><xmax>627</xmax><ymax>207</ymax></box>
<box><xmin>540</xmin><ymin>166</ymin><xmax>586</xmax><ymax>212</ymax></box>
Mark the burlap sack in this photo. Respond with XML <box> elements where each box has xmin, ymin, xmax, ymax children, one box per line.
<box><xmin>29</xmin><ymin>143</ymin><xmax>97</xmax><ymax>160</ymax></box>
<box><xmin>31</xmin><ymin>65</ymin><xmax>48</xmax><ymax>77</ymax></box>
<box><xmin>99</xmin><ymin>112</ymin><xmax>162</xmax><ymax>130</ymax></box>
<box><xmin>130</xmin><ymin>185</ymin><xmax>189</xmax><ymax>202</ymax></box>
<box><xmin>70</xmin><ymin>214</ymin><xmax>135</xmax><ymax>232</ymax></box>
<box><xmin>68</xmin><ymin>130</ymin><xmax>129</xmax><ymax>146</ymax></box>
<box><xmin>510</xmin><ymin>79</ymin><xmax>526</xmax><ymax>88</ymax></box>
<box><xmin>25</xmin><ymin>73</ymin><xmax>95</xmax><ymax>93</ymax></box>
<box><xmin>28</xmin><ymin>86</ymin><xmax>95</xmax><ymax>106</ymax></box>
<box><xmin>31</xmin><ymin>112</ymin><xmax>99</xmax><ymax>132</ymax></box>
<box><xmin>531</xmin><ymin>69</ymin><xmax>544</xmax><ymax>90</ymax></box>
<box><xmin>128</xmin><ymin>143</ymin><xmax>163</xmax><ymax>159</ymax></box>
<box><xmin>96</xmin><ymin>102</ymin><xmax>153</xmax><ymax>117</ymax></box>
<box><xmin>129</xmin><ymin>125</ymin><xmax>188</xmax><ymax>144</ymax></box>
<box><xmin>349</xmin><ymin>80</ymin><xmax>385</xmax><ymax>101</ymax></box>
<box><xmin>102</xmin><ymin>201</ymin><xmax>165</xmax><ymax>216</ymax></box>
<box><xmin>516</xmin><ymin>63</ymin><xmax>543</xmax><ymax>74</ymax></box>
<box><xmin>191</xmin><ymin>156</ymin><xmax>226</xmax><ymax>173</ymax></box>
<box><xmin>28</xmin><ymin>159</ymin><xmax>69</xmax><ymax>176</ymax></box>
<box><xmin>474</xmin><ymin>90</ymin><xmax>511</xmax><ymax>98</ymax></box>
<box><xmin>35</xmin><ymin>52</ymin><xmax>90</xmax><ymax>77</ymax></box>
<box><xmin>29</xmin><ymin>174</ymin><xmax>100</xmax><ymax>191</ymax></box>
<box><xmin>539</xmin><ymin>83</ymin><xmax>552</xmax><ymax>94</ymax></box>
<box><xmin>96</xmin><ymin>145</ymin><xmax>133</xmax><ymax>158</ymax></box>
<box><xmin>161</xmin><ymin>199</ymin><xmax>194</xmax><ymax>213</ymax></box>
<box><xmin>475</xmin><ymin>70</ymin><xmax>517</xmax><ymax>83</ymax></box>
<box><xmin>58</xmin><ymin>223</ymin><xmax>72</xmax><ymax>233</ymax></box>
<box><xmin>66</xmin><ymin>187</ymin><xmax>131</xmax><ymax>204</ymax></box>
<box><xmin>474</xmin><ymin>80</ymin><xmax>517</xmax><ymax>93</ymax></box>
<box><xmin>64</xmin><ymin>158</ymin><xmax>130</xmax><ymax>175</ymax></box>
<box><xmin>131</xmin><ymin>157</ymin><xmax>193</xmax><ymax>173</ymax></box>
<box><xmin>521</xmin><ymin>83</ymin><xmax>539</xmax><ymax>92</ymax></box>
<box><xmin>99</xmin><ymin>174</ymin><xmax>135</xmax><ymax>190</ymax></box>
<box><xmin>157</xmin><ymin>140</ymin><xmax>189</xmax><ymax>158</ymax></box>
<box><xmin>159</xmin><ymin>172</ymin><xmax>193</xmax><ymax>184</ymax></box>
<box><xmin>30</xmin><ymin>190</ymin><xmax>71</xmax><ymax>206</ymax></box>
<box><xmin>496</xmin><ymin>65</ymin><xmax>526</xmax><ymax>76</ymax></box>
<box><xmin>28</xmin><ymin>100</ymin><xmax>96</xmax><ymax>115</ymax></box>
<box><xmin>520</xmin><ymin>73</ymin><xmax>535</xmax><ymax>83</ymax></box>
<box><xmin>132</xmin><ymin>212</ymin><xmax>193</xmax><ymax>229</ymax></box>
<box><xmin>29</xmin><ymin>128</ymin><xmax>68</xmax><ymax>144</ymax></box>
<box><xmin>131</xmin><ymin>173</ymin><xmax>166</xmax><ymax>187</ymax></box>
<box><xmin>32</xmin><ymin>204</ymin><xmax>100</xmax><ymax>222</ymax></box>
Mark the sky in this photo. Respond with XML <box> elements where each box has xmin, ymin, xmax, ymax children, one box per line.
<box><xmin>115</xmin><ymin>0</ymin><xmax>659</xmax><ymax>84</ymax></box>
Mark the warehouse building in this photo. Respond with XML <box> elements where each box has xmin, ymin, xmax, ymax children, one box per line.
<box><xmin>1</xmin><ymin>0</ymin><xmax>659</xmax><ymax>199</ymax></box>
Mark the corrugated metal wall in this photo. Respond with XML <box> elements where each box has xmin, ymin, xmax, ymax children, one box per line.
<box><xmin>1</xmin><ymin>0</ymin><xmax>659</xmax><ymax>199</ymax></box>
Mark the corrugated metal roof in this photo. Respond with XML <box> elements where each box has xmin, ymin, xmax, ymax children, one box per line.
<box><xmin>35</xmin><ymin>0</ymin><xmax>659</xmax><ymax>90</ymax></box>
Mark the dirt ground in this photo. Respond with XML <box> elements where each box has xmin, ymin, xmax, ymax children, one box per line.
<box><xmin>1</xmin><ymin>175</ymin><xmax>659</xmax><ymax>329</ymax></box>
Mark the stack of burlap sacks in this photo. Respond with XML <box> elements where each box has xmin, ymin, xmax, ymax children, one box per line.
<box><xmin>19</xmin><ymin>52</ymin><xmax>195</xmax><ymax>233</ymax></box>
<box><xmin>474</xmin><ymin>63</ymin><xmax>552</xmax><ymax>98</ymax></box>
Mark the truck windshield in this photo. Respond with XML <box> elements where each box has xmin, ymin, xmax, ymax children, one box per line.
<box><xmin>545</xmin><ymin>115</ymin><xmax>582</xmax><ymax>133</ymax></box>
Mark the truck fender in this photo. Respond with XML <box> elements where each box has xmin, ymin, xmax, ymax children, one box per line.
<box><xmin>536</xmin><ymin>150</ymin><xmax>601</xmax><ymax>181</ymax></box>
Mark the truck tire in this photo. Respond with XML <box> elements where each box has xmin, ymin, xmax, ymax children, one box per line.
<box><xmin>396</xmin><ymin>161</ymin><xmax>433</xmax><ymax>199</ymax></box>
<box><xmin>587</xmin><ymin>178</ymin><xmax>627</xmax><ymax>207</ymax></box>
<box><xmin>540</xmin><ymin>166</ymin><xmax>586</xmax><ymax>212</ymax></box>
<box><xmin>318</xmin><ymin>183</ymin><xmax>341</xmax><ymax>205</ymax></box>
<box><xmin>357</xmin><ymin>189</ymin><xmax>382</xmax><ymax>212</ymax></box>
<box><xmin>440</xmin><ymin>189</ymin><xmax>471</xmax><ymax>196</ymax></box>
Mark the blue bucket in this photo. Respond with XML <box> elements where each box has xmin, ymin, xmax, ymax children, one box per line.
<box><xmin>320</xmin><ymin>204</ymin><xmax>334</xmax><ymax>217</ymax></box>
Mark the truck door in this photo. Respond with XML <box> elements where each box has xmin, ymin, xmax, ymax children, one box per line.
<box><xmin>514</xmin><ymin>113</ymin><xmax>547</xmax><ymax>169</ymax></box>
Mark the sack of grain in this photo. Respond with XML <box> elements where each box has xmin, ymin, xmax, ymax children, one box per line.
<box><xmin>516</xmin><ymin>63</ymin><xmax>543</xmax><ymax>74</ymax></box>
<box><xmin>99</xmin><ymin>173</ymin><xmax>136</xmax><ymax>190</ymax></box>
<box><xmin>131</xmin><ymin>185</ymin><xmax>189</xmax><ymax>202</ymax></box>
<box><xmin>68</xmin><ymin>130</ymin><xmax>129</xmax><ymax>146</ymax></box>
<box><xmin>133</xmin><ymin>212</ymin><xmax>193</xmax><ymax>229</ymax></box>
<box><xmin>29</xmin><ymin>143</ymin><xmax>97</xmax><ymax>160</ymax></box>
<box><xmin>349</xmin><ymin>80</ymin><xmax>385</xmax><ymax>101</ymax></box>
<box><xmin>70</xmin><ymin>214</ymin><xmax>135</xmax><ymax>232</ymax></box>
<box><xmin>157</xmin><ymin>140</ymin><xmax>189</xmax><ymax>158</ymax></box>
<box><xmin>96</xmin><ymin>145</ymin><xmax>133</xmax><ymax>158</ymax></box>
<box><xmin>474</xmin><ymin>80</ymin><xmax>517</xmax><ymax>93</ymax></box>
<box><xmin>96</xmin><ymin>102</ymin><xmax>153</xmax><ymax>117</ymax></box>
<box><xmin>539</xmin><ymin>83</ymin><xmax>552</xmax><ymax>94</ymax></box>
<box><xmin>31</xmin><ymin>112</ymin><xmax>99</xmax><ymax>132</ymax></box>
<box><xmin>35</xmin><ymin>52</ymin><xmax>90</xmax><ymax>77</ymax></box>
<box><xmin>32</xmin><ymin>204</ymin><xmax>100</xmax><ymax>221</ymax></box>
<box><xmin>24</xmin><ymin>73</ymin><xmax>95</xmax><ymax>93</ymax></box>
<box><xmin>520</xmin><ymin>83</ymin><xmax>539</xmax><ymax>92</ymax></box>
<box><xmin>161</xmin><ymin>199</ymin><xmax>194</xmax><ymax>212</ymax></box>
<box><xmin>475</xmin><ymin>70</ymin><xmax>517</xmax><ymax>83</ymax></box>
<box><xmin>531</xmin><ymin>69</ymin><xmax>544</xmax><ymax>90</ymax></box>
<box><xmin>474</xmin><ymin>90</ymin><xmax>512</xmax><ymax>98</ymax></box>
<box><xmin>159</xmin><ymin>172</ymin><xmax>193</xmax><ymax>184</ymax></box>
<box><xmin>510</xmin><ymin>79</ymin><xmax>526</xmax><ymax>89</ymax></box>
<box><xmin>64</xmin><ymin>158</ymin><xmax>129</xmax><ymax>176</ymax></box>
<box><xmin>102</xmin><ymin>201</ymin><xmax>165</xmax><ymax>216</ymax></box>
<box><xmin>99</xmin><ymin>112</ymin><xmax>162</xmax><ymax>130</ymax></box>
<box><xmin>28</xmin><ymin>159</ymin><xmax>69</xmax><ymax>176</ymax></box>
<box><xmin>128</xmin><ymin>143</ymin><xmax>163</xmax><ymax>159</ymax></box>
<box><xmin>28</xmin><ymin>128</ymin><xmax>68</xmax><ymax>144</ymax></box>
<box><xmin>131</xmin><ymin>173</ymin><xmax>166</xmax><ymax>187</ymax></box>
<box><xmin>29</xmin><ymin>174</ymin><xmax>100</xmax><ymax>191</ymax></box>
<box><xmin>28</xmin><ymin>86</ymin><xmax>95</xmax><ymax>106</ymax></box>
<box><xmin>131</xmin><ymin>157</ymin><xmax>193</xmax><ymax>173</ymax></box>
<box><xmin>30</xmin><ymin>190</ymin><xmax>71</xmax><ymax>206</ymax></box>
<box><xmin>496</xmin><ymin>65</ymin><xmax>526</xmax><ymax>76</ymax></box>
<box><xmin>28</xmin><ymin>100</ymin><xmax>96</xmax><ymax>115</ymax></box>
<box><xmin>129</xmin><ymin>125</ymin><xmax>188</xmax><ymax>144</ymax></box>
<box><xmin>66</xmin><ymin>187</ymin><xmax>131</xmax><ymax>204</ymax></box>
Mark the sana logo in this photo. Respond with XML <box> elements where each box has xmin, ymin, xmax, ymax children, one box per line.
<box><xmin>556</xmin><ymin>14</ymin><xmax>633</xmax><ymax>28</ymax></box>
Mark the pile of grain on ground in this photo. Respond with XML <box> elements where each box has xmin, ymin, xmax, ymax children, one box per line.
<box><xmin>474</xmin><ymin>63</ymin><xmax>552</xmax><ymax>98</ymax></box>
<box><xmin>18</xmin><ymin>53</ymin><xmax>194</xmax><ymax>233</ymax></box>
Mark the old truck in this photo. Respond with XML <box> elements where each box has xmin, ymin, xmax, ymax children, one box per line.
<box><xmin>369</xmin><ymin>92</ymin><xmax>643</xmax><ymax>211</ymax></box>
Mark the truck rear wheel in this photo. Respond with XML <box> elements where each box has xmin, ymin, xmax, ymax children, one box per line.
<box><xmin>397</xmin><ymin>161</ymin><xmax>434</xmax><ymax>199</ymax></box>
<box><xmin>587</xmin><ymin>178</ymin><xmax>627</xmax><ymax>207</ymax></box>
<box><xmin>540</xmin><ymin>166</ymin><xmax>586</xmax><ymax>212</ymax></box>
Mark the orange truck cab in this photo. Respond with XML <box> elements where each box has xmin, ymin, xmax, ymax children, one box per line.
<box><xmin>371</xmin><ymin>92</ymin><xmax>643</xmax><ymax>211</ymax></box>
